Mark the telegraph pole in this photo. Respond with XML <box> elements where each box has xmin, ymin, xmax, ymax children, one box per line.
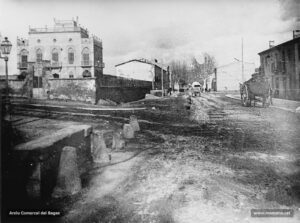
<box><xmin>161</xmin><ymin>63</ymin><xmax>164</xmax><ymax>97</ymax></box>
<box><xmin>242</xmin><ymin>37</ymin><xmax>244</xmax><ymax>82</ymax></box>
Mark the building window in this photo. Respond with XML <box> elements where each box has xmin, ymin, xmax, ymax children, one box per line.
<box><xmin>69</xmin><ymin>38</ymin><xmax>72</xmax><ymax>42</ymax></box>
<box><xmin>69</xmin><ymin>72</ymin><xmax>74</xmax><ymax>78</ymax></box>
<box><xmin>20</xmin><ymin>49</ymin><xmax>28</xmax><ymax>67</ymax></box>
<box><xmin>52</xmin><ymin>48</ymin><xmax>59</xmax><ymax>62</ymax></box>
<box><xmin>36</xmin><ymin>49</ymin><xmax>43</xmax><ymax>62</ymax></box>
<box><xmin>53</xmin><ymin>73</ymin><xmax>59</xmax><ymax>78</ymax></box>
<box><xmin>37</xmin><ymin>39</ymin><xmax>41</xmax><ymax>43</ymax></box>
<box><xmin>21</xmin><ymin>55</ymin><xmax>28</xmax><ymax>63</ymax></box>
<box><xmin>68</xmin><ymin>48</ymin><xmax>74</xmax><ymax>64</ymax></box>
<box><xmin>82</xmin><ymin>48</ymin><xmax>90</xmax><ymax>65</ymax></box>
<box><xmin>53</xmin><ymin>39</ymin><xmax>57</xmax><ymax>42</ymax></box>
<box><xmin>82</xmin><ymin>70</ymin><xmax>91</xmax><ymax>78</ymax></box>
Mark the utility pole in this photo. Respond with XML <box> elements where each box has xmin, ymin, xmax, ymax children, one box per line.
<box><xmin>242</xmin><ymin>37</ymin><xmax>244</xmax><ymax>83</ymax></box>
<box><xmin>161</xmin><ymin>63</ymin><xmax>164</xmax><ymax>97</ymax></box>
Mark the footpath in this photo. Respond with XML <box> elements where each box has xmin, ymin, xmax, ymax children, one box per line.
<box><xmin>224</xmin><ymin>93</ymin><xmax>300</xmax><ymax>113</ymax></box>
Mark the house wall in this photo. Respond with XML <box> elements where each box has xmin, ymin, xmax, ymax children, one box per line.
<box><xmin>17</xmin><ymin>27</ymin><xmax>103</xmax><ymax>79</ymax></box>
<box><xmin>216</xmin><ymin>62</ymin><xmax>255</xmax><ymax>91</ymax></box>
<box><xmin>259</xmin><ymin>40</ymin><xmax>300</xmax><ymax>100</ymax></box>
<box><xmin>115</xmin><ymin>61</ymin><xmax>154</xmax><ymax>82</ymax></box>
<box><xmin>154</xmin><ymin>65</ymin><xmax>170</xmax><ymax>90</ymax></box>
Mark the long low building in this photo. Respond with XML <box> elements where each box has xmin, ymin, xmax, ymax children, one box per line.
<box><xmin>115</xmin><ymin>58</ymin><xmax>170</xmax><ymax>91</ymax></box>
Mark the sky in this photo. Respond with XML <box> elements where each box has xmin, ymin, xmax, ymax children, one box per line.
<box><xmin>0</xmin><ymin>0</ymin><xmax>299</xmax><ymax>75</ymax></box>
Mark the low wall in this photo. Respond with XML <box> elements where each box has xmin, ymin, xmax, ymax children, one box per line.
<box><xmin>98</xmin><ymin>86</ymin><xmax>151</xmax><ymax>103</ymax></box>
<box><xmin>0</xmin><ymin>79</ymin><xmax>26</xmax><ymax>96</ymax></box>
<box><xmin>97</xmin><ymin>74</ymin><xmax>152</xmax><ymax>103</ymax></box>
<box><xmin>12</xmin><ymin>125</ymin><xmax>92</xmax><ymax>200</ymax></box>
<box><xmin>48</xmin><ymin>78</ymin><xmax>96</xmax><ymax>103</ymax></box>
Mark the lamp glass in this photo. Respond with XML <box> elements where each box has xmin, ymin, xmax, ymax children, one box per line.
<box><xmin>0</xmin><ymin>37</ymin><xmax>12</xmax><ymax>55</ymax></box>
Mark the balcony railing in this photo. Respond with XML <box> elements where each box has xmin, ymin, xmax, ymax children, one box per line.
<box><xmin>81</xmin><ymin>60</ymin><xmax>92</xmax><ymax>67</ymax></box>
<box><xmin>49</xmin><ymin>61</ymin><xmax>62</xmax><ymax>68</ymax></box>
<box><xmin>18</xmin><ymin>62</ymin><xmax>28</xmax><ymax>69</ymax></box>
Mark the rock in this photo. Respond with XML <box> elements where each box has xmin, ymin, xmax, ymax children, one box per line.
<box><xmin>130</xmin><ymin>115</ymin><xmax>140</xmax><ymax>131</ymax></box>
<box><xmin>97</xmin><ymin>99</ymin><xmax>111</xmax><ymax>105</ymax></box>
<box><xmin>200</xmin><ymin>183</ymin><xmax>210</xmax><ymax>203</ymax></box>
<box><xmin>112</xmin><ymin>130</ymin><xmax>125</xmax><ymax>150</ymax></box>
<box><xmin>145</xmin><ymin>94</ymin><xmax>160</xmax><ymax>99</ymax></box>
<box><xmin>52</xmin><ymin>146</ymin><xmax>81</xmax><ymax>198</ymax></box>
<box><xmin>58</xmin><ymin>94</ymin><xmax>69</xmax><ymax>100</ymax></box>
<box><xmin>92</xmin><ymin>130</ymin><xmax>109</xmax><ymax>163</ymax></box>
<box><xmin>123</xmin><ymin>124</ymin><xmax>135</xmax><ymax>139</ymax></box>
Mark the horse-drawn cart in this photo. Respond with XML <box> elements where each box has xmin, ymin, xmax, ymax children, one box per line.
<box><xmin>240</xmin><ymin>75</ymin><xmax>272</xmax><ymax>107</ymax></box>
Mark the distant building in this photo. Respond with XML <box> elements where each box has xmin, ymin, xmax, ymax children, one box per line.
<box><xmin>115</xmin><ymin>59</ymin><xmax>170</xmax><ymax>91</ymax></box>
<box><xmin>214</xmin><ymin>61</ymin><xmax>255</xmax><ymax>91</ymax></box>
<box><xmin>17</xmin><ymin>19</ymin><xmax>104</xmax><ymax>79</ymax></box>
<box><xmin>258</xmin><ymin>34</ymin><xmax>300</xmax><ymax>100</ymax></box>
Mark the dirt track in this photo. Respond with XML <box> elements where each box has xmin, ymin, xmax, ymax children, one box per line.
<box><xmin>11</xmin><ymin>94</ymin><xmax>300</xmax><ymax>222</ymax></box>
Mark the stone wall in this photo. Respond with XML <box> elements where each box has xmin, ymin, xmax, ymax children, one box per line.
<box><xmin>0</xmin><ymin>79</ymin><xmax>27</xmax><ymax>96</ymax></box>
<box><xmin>98</xmin><ymin>86</ymin><xmax>151</xmax><ymax>103</ymax></box>
<box><xmin>97</xmin><ymin>74</ymin><xmax>152</xmax><ymax>103</ymax></box>
<box><xmin>48</xmin><ymin>78</ymin><xmax>96</xmax><ymax>103</ymax></box>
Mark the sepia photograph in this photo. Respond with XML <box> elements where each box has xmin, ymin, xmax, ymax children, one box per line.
<box><xmin>0</xmin><ymin>0</ymin><xmax>300</xmax><ymax>222</ymax></box>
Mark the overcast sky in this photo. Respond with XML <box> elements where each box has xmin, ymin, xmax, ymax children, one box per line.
<box><xmin>0</xmin><ymin>0</ymin><xmax>299</xmax><ymax>75</ymax></box>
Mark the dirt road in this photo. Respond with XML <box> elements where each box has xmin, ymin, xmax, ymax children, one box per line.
<box><xmin>12</xmin><ymin>94</ymin><xmax>300</xmax><ymax>222</ymax></box>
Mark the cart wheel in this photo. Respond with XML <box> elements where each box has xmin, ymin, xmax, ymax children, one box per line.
<box><xmin>241</xmin><ymin>86</ymin><xmax>250</xmax><ymax>107</ymax></box>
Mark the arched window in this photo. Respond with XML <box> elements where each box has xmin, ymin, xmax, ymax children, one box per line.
<box><xmin>82</xmin><ymin>48</ymin><xmax>90</xmax><ymax>66</ymax></box>
<box><xmin>68</xmin><ymin>48</ymin><xmax>74</xmax><ymax>64</ymax></box>
<box><xmin>82</xmin><ymin>70</ymin><xmax>91</xmax><ymax>78</ymax></box>
<box><xmin>52</xmin><ymin>48</ymin><xmax>59</xmax><ymax>62</ymax></box>
<box><xmin>36</xmin><ymin>49</ymin><xmax>43</xmax><ymax>62</ymax></box>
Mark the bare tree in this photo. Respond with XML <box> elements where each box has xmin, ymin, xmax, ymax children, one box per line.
<box><xmin>169</xmin><ymin>60</ymin><xmax>189</xmax><ymax>87</ymax></box>
<box><xmin>169</xmin><ymin>53</ymin><xmax>217</xmax><ymax>88</ymax></box>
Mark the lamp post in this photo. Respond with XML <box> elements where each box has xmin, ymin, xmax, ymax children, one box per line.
<box><xmin>0</xmin><ymin>37</ymin><xmax>12</xmax><ymax>112</ymax></box>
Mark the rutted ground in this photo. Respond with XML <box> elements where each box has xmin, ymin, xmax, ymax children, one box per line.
<box><xmin>40</xmin><ymin>95</ymin><xmax>300</xmax><ymax>222</ymax></box>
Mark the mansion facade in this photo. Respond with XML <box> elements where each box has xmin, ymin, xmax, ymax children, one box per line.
<box><xmin>17</xmin><ymin>19</ymin><xmax>104</xmax><ymax>79</ymax></box>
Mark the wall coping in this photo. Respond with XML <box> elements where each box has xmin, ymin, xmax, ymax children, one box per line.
<box><xmin>48</xmin><ymin>78</ymin><xmax>96</xmax><ymax>81</ymax></box>
<box><xmin>15</xmin><ymin>124</ymin><xmax>92</xmax><ymax>151</ymax></box>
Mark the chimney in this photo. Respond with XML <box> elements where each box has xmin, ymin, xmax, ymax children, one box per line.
<box><xmin>269</xmin><ymin>40</ymin><xmax>275</xmax><ymax>48</ymax></box>
<box><xmin>293</xmin><ymin>30</ymin><xmax>300</xmax><ymax>39</ymax></box>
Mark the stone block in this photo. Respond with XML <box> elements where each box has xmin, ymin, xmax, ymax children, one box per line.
<box><xmin>26</xmin><ymin>162</ymin><xmax>41</xmax><ymax>199</ymax></box>
<box><xmin>123</xmin><ymin>124</ymin><xmax>135</xmax><ymax>139</ymax></box>
<box><xmin>112</xmin><ymin>130</ymin><xmax>125</xmax><ymax>150</ymax></box>
<box><xmin>92</xmin><ymin>130</ymin><xmax>109</xmax><ymax>163</ymax></box>
<box><xmin>52</xmin><ymin>146</ymin><xmax>81</xmax><ymax>198</ymax></box>
<box><xmin>129</xmin><ymin>115</ymin><xmax>140</xmax><ymax>132</ymax></box>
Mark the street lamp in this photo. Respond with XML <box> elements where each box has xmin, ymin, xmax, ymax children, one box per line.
<box><xmin>0</xmin><ymin>37</ymin><xmax>12</xmax><ymax>114</ymax></box>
